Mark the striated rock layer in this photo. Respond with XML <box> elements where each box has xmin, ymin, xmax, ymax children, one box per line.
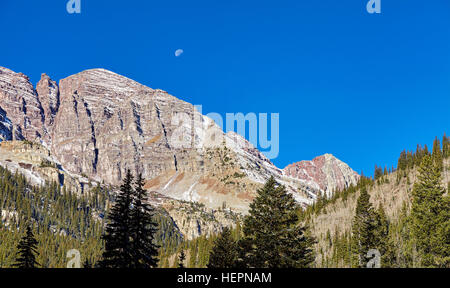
<box><xmin>0</xmin><ymin>67</ymin><xmax>59</xmax><ymax>145</ymax></box>
<box><xmin>0</xmin><ymin>141</ymin><xmax>93</xmax><ymax>194</ymax></box>
<box><xmin>283</xmin><ymin>154</ymin><xmax>360</xmax><ymax>198</ymax></box>
<box><xmin>0</xmin><ymin>66</ymin><xmax>360</xmax><ymax>217</ymax></box>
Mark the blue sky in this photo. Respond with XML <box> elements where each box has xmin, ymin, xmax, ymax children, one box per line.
<box><xmin>1</xmin><ymin>0</ymin><xmax>449</xmax><ymax>175</ymax></box>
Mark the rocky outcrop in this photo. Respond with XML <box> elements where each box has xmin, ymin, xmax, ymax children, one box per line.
<box><xmin>157</xmin><ymin>197</ymin><xmax>240</xmax><ymax>240</ymax></box>
<box><xmin>0</xmin><ymin>107</ymin><xmax>14</xmax><ymax>141</ymax></box>
<box><xmin>36</xmin><ymin>73</ymin><xmax>60</xmax><ymax>136</ymax></box>
<box><xmin>0</xmin><ymin>67</ymin><xmax>60</xmax><ymax>145</ymax></box>
<box><xmin>0</xmin><ymin>67</ymin><xmax>45</xmax><ymax>141</ymax></box>
<box><xmin>0</xmin><ymin>141</ymin><xmax>94</xmax><ymax>194</ymax></box>
<box><xmin>283</xmin><ymin>154</ymin><xmax>360</xmax><ymax>198</ymax></box>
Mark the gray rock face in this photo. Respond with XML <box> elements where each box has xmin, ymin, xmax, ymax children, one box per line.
<box><xmin>0</xmin><ymin>107</ymin><xmax>14</xmax><ymax>141</ymax></box>
<box><xmin>36</xmin><ymin>73</ymin><xmax>60</xmax><ymax>134</ymax></box>
<box><xmin>0</xmin><ymin>67</ymin><xmax>46</xmax><ymax>141</ymax></box>
<box><xmin>51</xmin><ymin>68</ymin><xmax>200</xmax><ymax>184</ymax></box>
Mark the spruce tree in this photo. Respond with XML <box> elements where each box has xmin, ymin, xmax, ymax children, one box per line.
<box><xmin>397</xmin><ymin>150</ymin><xmax>407</xmax><ymax>171</ymax></box>
<box><xmin>237</xmin><ymin>177</ymin><xmax>315</xmax><ymax>268</ymax></box>
<box><xmin>129</xmin><ymin>173</ymin><xmax>159</xmax><ymax>268</ymax></box>
<box><xmin>374</xmin><ymin>165</ymin><xmax>383</xmax><ymax>180</ymax></box>
<box><xmin>443</xmin><ymin>133</ymin><xmax>449</xmax><ymax>159</ymax></box>
<box><xmin>99</xmin><ymin>169</ymin><xmax>135</xmax><ymax>268</ymax></box>
<box><xmin>14</xmin><ymin>226</ymin><xmax>39</xmax><ymax>268</ymax></box>
<box><xmin>374</xmin><ymin>206</ymin><xmax>389</xmax><ymax>266</ymax></box>
<box><xmin>432</xmin><ymin>137</ymin><xmax>443</xmax><ymax>171</ymax></box>
<box><xmin>411</xmin><ymin>155</ymin><xmax>448</xmax><ymax>267</ymax></box>
<box><xmin>207</xmin><ymin>227</ymin><xmax>238</xmax><ymax>268</ymax></box>
<box><xmin>178</xmin><ymin>249</ymin><xmax>186</xmax><ymax>268</ymax></box>
<box><xmin>350</xmin><ymin>187</ymin><xmax>379</xmax><ymax>268</ymax></box>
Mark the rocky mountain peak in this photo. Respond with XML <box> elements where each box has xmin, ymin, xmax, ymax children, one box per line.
<box><xmin>36</xmin><ymin>72</ymin><xmax>59</xmax><ymax>136</ymax></box>
<box><xmin>0</xmin><ymin>66</ymin><xmax>360</xmax><ymax>213</ymax></box>
<box><xmin>283</xmin><ymin>154</ymin><xmax>359</xmax><ymax>198</ymax></box>
<box><xmin>0</xmin><ymin>66</ymin><xmax>45</xmax><ymax>141</ymax></box>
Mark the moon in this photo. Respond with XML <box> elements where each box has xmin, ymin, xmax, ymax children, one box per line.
<box><xmin>175</xmin><ymin>49</ymin><xmax>184</xmax><ymax>57</ymax></box>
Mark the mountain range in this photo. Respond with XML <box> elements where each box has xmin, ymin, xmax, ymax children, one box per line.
<box><xmin>0</xmin><ymin>66</ymin><xmax>359</xmax><ymax>239</ymax></box>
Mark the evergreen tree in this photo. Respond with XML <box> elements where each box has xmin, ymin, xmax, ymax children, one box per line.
<box><xmin>129</xmin><ymin>173</ymin><xmax>159</xmax><ymax>268</ymax></box>
<box><xmin>397</xmin><ymin>150</ymin><xmax>407</xmax><ymax>171</ymax></box>
<box><xmin>99</xmin><ymin>170</ymin><xmax>135</xmax><ymax>268</ymax></box>
<box><xmin>442</xmin><ymin>133</ymin><xmax>449</xmax><ymax>159</ymax></box>
<box><xmin>207</xmin><ymin>227</ymin><xmax>238</xmax><ymax>268</ymax></box>
<box><xmin>411</xmin><ymin>155</ymin><xmax>449</xmax><ymax>267</ymax></box>
<box><xmin>350</xmin><ymin>187</ymin><xmax>380</xmax><ymax>268</ymax></box>
<box><xmin>178</xmin><ymin>249</ymin><xmax>186</xmax><ymax>268</ymax></box>
<box><xmin>14</xmin><ymin>226</ymin><xmax>39</xmax><ymax>268</ymax></box>
<box><xmin>237</xmin><ymin>177</ymin><xmax>315</xmax><ymax>268</ymax></box>
<box><xmin>374</xmin><ymin>206</ymin><xmax>390</xmax><ymax>266</ymax></box>
<box><xmin>374</xmin><ymin>165</ymin><xmax>383</xmax><ymax>180</ymax></box>
<box><xmin>432</xmin><ymin>137</ymin><xmax>444</xmax><ymax>171</ymax></box>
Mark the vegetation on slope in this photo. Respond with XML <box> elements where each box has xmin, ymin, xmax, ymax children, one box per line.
<box><xmin>305</xmin><ymin>134</ymin><xmax>449</xmax><ymax>268</ymax></box>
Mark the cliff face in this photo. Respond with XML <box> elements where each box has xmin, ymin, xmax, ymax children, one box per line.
<box><xmin>48</xmin><ymin>68</ymin><xmax>335</xmax><ymax>213</ymax></box>
<box><xmin>0</xmin><ymin>67</ymin><xmax>44</xmax><ymax>141</ymax></box>
<box><xmin>51</xmin><ymin>68</ymin><xmax>193</xmax><ymax>184</ymax></box>
<box><xmin>0</xmin><ymin>107</ymin><xmax>14</xmax><ymax>141</ymax></box>
<box><xmin>36</xmin><ymin>73</ymin><xmax>60</xmax><ymax>132</ymax></box>
<box><xmin>0</xmin><ymin>141</ymin><xmax>92</xmax><ymax>194</ymax></box>
<box><xmin>0</xmin><ymin>67</ymin><xmax>61</xmax><ymax>145</ymax></box>
<box><xmin>0</xmin><ymin>66</ymin><xmax>360</xmax><ymax>237</ymax></box>
<box><xmin>283</xmin><ymin>154</ymin><xmax>360</xmax><ymax>198</ymax></box>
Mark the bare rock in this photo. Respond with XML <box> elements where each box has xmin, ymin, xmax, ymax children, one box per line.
<box><xmin>0</xmin><ymin>67</ymin><xmax>45</xmax><ymax>141</ymax></box>
<box><xmin>0</xmin><ymin>66</ymin><xmax>360</xmax><ymax>218</ymax></box>
<box><xmin>36</xmin><ymin>73</ymin><xmax>60</xmax><ymax>138</ymax></box>
<box><xmin>283</xmin><ymin>154</ymin><xmax>360</xmax><ymax>198</ymax></box>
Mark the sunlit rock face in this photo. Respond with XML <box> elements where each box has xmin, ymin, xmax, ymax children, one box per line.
<box><xmin>0</xmin><ymin>67</ymin><xmax>45</xmax><ymax>141</ymax></box>
<box><xmin>283</xmin><ymin>154</ymin><xmax>360</xmax><ymax>198</ymax></box>
<box><xmin>0</xmin><ymin>66</ymin><xmax>359</xmax><ymax>215</ymax></box>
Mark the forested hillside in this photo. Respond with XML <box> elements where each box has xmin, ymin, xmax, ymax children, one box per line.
<box><xmin>0</xmin><ymin>134</ymin><xmax>448</xmax><ymax>268</ymax></box>
<box><xmin>158</xmin><ymin>134</ymin><xmax>450</xmax><ymax>268</ymax></box>
<box><xmin>0</xmin><ymin>166</ymin><xmax>182</xmax><ymax>268</ymax></box>
<box><xmin>304</xmin><ymin>135</ymin><xmax>450</xmax><ymax>267</ymax></box>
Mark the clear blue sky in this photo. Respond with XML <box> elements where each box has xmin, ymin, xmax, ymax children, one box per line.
<box><xmin>1</xmin><ymin>0</ymin><xmax>449</xmax><ymax>175</ymax></box>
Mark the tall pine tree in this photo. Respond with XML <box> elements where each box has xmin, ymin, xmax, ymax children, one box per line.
<box><xmin>411</xmin><ymin>155</ymin><xmax>449</xmax><ymax>267</ymax></box>
<box><xmin>350</xmin><ymin>187</ymin><xmax>383</xmax><ymax>268</ymax></box>
<box><xmin>178</xmin><ymin>249</ymin><xmax>186</xmax><ymax>268</ymax></box>
<box><xmin>99</xmin><ymin>170</ymin><xmax>135</xmax><ymax>268</ymax></box>
<box><xmin>207</xmin><ymin>227</ymin><xmax>238</xmax><ymax>268</ymax></box>
<box><xmin>14</xmin><ymin>226</ymin><xmax>39</xmax><ymax>268</ymax></box>
<box><xmin>432</xmin><ymin>137</ymin><xmax>443</xmax><ymax>171</ymax></box>
<box><xmin>443</xmin><ymin>133</ymin><xmax>449</xmax><ymax>159</ymax></box>
<box><xmin>237</xmin><ymin>177</ymin><xmax>315</xmax><ymax>268</ymax></box>
<box><xmin>374</xmin><ymin>205</ymin><xmax>390</xmax><ymax>267</ymax></box>
<box><xmin>129</xmin><ymin>173</ymin><xmax>159</xmax><ymax>268</ymax></box>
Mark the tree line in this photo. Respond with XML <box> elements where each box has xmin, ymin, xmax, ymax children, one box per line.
<box><xmin>2</xmin><ymin>133</ymin><xmax>449</xmax><ymax>268</ymax></box>
<box><xmin>323</xmin><ymin>134</ymin><xmax>449</xmax><ymax>267</ymax></box>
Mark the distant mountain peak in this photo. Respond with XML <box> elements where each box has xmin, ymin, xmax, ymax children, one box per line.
<box><xmin>283</xmin><ymin>154</ymin><xmax>359</xmax><ymax>198</ymax></box>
